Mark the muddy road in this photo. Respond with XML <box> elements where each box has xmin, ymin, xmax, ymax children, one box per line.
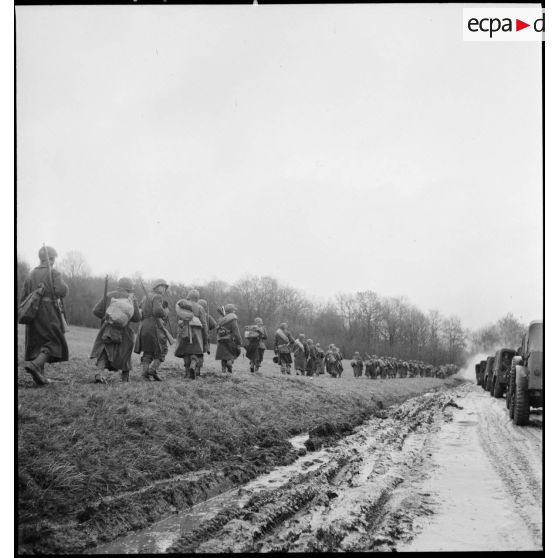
<box><xmin>93</xmin><ymin>383</ymin><xmax>542</xmax><ymax>553</ymax></box>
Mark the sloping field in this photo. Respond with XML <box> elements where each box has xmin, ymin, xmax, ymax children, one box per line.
<box><xmin>17</xmin><ymin>325</ymin><xmax>460</xmax><ymax>554</ymax></box>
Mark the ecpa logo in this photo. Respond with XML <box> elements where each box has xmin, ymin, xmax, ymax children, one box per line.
<box><xmin>463</xmin><ymin>8</ymin><xmax>544</xmax><ymax>42</ymax></box>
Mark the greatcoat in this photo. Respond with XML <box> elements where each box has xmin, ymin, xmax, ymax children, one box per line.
<box><xmin>90</xmin><ymin>289</ymin><xmax>141</xmax><ymax>371</ymax></box>
<box><xmin>174</xmin><ymin>299</ymin><xmax>208</xmax><ymax>358</ymax></box>
<box><xmin>215</xmin><ymin>313</ymin><xmax>243</xmax><ymax>361</ymax></box>
<box><xmin>21</xmin><ymin>264</ymin><xmax>69</xmax><ymax>363</ymax></box>
<box><xmin>134</xmin><ymin>292</ymin><xmax>168</xmax><ymax>358</ymax></box>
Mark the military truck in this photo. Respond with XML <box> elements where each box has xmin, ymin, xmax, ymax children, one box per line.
<box><xmin>483</xmin><ymin>356</ymin><xmax>495</xmax><ymax>391</ymax></box>
<box><xmin>490</xmin><ymin>348</ymin><xmax>516</xmax><ymax>398</ymax></box>
<box><xmin>507</xmin><ymin>320</ymin><xmax>543</xmax><ymax>426</ymax></box>
<box><xmin>475</xmin><ymin>360</ymin><xmax>486</xmax><ymax>386</ymax></box>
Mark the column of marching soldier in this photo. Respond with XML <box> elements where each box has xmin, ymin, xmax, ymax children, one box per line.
<box><xmin>19</xmin><ymin>246</ymin><xmax>457</xmax><ymax>386</ymax></box>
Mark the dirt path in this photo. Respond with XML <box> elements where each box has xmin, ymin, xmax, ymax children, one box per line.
<box><xmin>93</xmin><ymin>383</ymin><xmax>542</xmax><ymax>554</ymax></box>
<box><xmin>400</xmin><ymin>386</ymin><xmax>542</xmax><ymax>551</ymax></box>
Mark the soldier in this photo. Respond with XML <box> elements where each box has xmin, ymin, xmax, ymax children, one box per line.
<box><xmin>274</xmin><ymin>322</ymin><xmax>295</xmax><ymax>375</ymax></box>
<box><xmin>334</xmin><ymin>345</ymin><xmax>344</xmax><ymax>377</ymax></box>
<box><xmin>134</xmin><ymin>278</ymin><xmax>170</xmax><ymax>381</ymax></box>
<box><xmin>315</xmin><ymin>343</ymin><xmax>325</xmax><ymax>375</ymax></box>
<box><xmin>197</xmin><ymin>299</ymin><xmax>216</xmax><ymax>376</ymax></box>
<box><xmin>305</xmin><ymin>339</ymin><xmax>317</xmax><ymax>378</ymax></box>
<box><xmin>325</xmin><ymin>344</ymin><xmax>338</xmax><ymax>377</ymax></box>
<box><xmin>245</xmin><ymin>317</ymin><xmax>267</xmax><ymax>373</ymax></box>
<box><xmin>21</xmin><ymin>246</ymin><xmax>69</xmax><ymax>386</ymax></box>
<box><xmin>364</xmin><ymin>354</ymin><xmax>375</xmax><ymax>379</ymax></box>
<box><xmin>90</xmin><ymin>277</ymin><xmax>141</xmax><ymax>383</ymax></box>
<box><xmin>174</xmin><ymin>289</ymin><xmax>208</xmax><ymax>380</ymax></box>
<box><xmin>351</xmin><ymin>352</ymin><xmax>364</xmax><ymax>378</ymax></box>
<box><xmin>215</xmin><ymin>303</ymin><xmax>243</xmax><ymax>373</ymax></box>
<box><xmin>293</xmin><ymin>333</ymin><xmax>309</xmax><ymax>375</ymax></box>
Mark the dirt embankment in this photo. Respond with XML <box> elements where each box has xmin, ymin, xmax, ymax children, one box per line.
<box><xmin>18</xmin><ymin>338</ymin><xmax>459</xmax><ymax>556</ymax></box>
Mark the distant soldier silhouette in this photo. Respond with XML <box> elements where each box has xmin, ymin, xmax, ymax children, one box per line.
<box><xmin>351</xmin><ymin>352</ymin><xmax>364</xmax><ymax>378</ymax></box>
<box><xmin>305</xmin><ymin>338</ymin><xmax>317</xmax><ymax>378</ymax></box>
<box><xmin>274</xmin><ymin>323</ymin><xmax>295</xmax><ymax>375</ymax></box>
<box><xmin>174</xmin><ymin>289</ymin><xmax>208</xmax><ymax>380</ymax></box>
<box><xmin>20</xmin><ymin>246</ymin><xmax>69</xmax><ymax>386</ymax></box>
<box><xmin>293</xmin><ymin>333</ymin><xmax>310</xmax><ymax>375</ymax></box>
<box><xmin>245</xmin><ymin>317</ymin><xmax>267</xmax><ymax>373</ymax></box>
<box><xmin>215</xmin><ymin>303</ymin><xmax>243</xmax><ymax>373</ymax></box>
<box><xmin>315</xmin><ymin>343</ymin><xmax>325</xmax><ymax>375</ymax></box>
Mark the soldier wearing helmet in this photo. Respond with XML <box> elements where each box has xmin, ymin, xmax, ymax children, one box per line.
<box><xmin>351</xmin><ymin>351</ymin><xmax>364</xmax><ymax>378</ymax></box>
<box><xmin>215</xmin><ymin>303</ymin><xmax>243</xmax><ymax>373</ymax></box>
<box><xmin>20</xmin><ymin>246</ymin><xmax>69</xmax><ymax>386</ymax></box>
<box><xmin>134</xmin><ymin>278</ymin><xmax>170</xmax><ymax>381</ymax></box>
<box><xmin>90</xmin><ymin>277</ymin><xmax>141</xmax><ymax>383</ymax></box>
<box><xmin>274</xmin><ymin>322</ymin><xmax>295</xmax><ymax>375</ymax></box>
<box><xmin>174</xmin><ymin>289</ymin><xmax>208</xmax><ymax>380</ymax></box>
<box><xmin>244</xmin><ymin>317</ymin><xmax>268</xmax><ymax>373</ymax></box>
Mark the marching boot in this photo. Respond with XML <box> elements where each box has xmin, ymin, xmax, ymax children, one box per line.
<box><xmin>121</xmin><ymin>371</ymin><xmax>130</xmax><ymax>382</ymax></box>
<box><xmin>141</xmin><ymin>361</ymin><xmax>151</xmax><ymax>381</ymax></box>
<box><xmin>226</xmin><ymin>360</ymin><xmax>233</xmax><ymax>374</ymax></box>
<box><xmin>250</xmin><ymin>363</ymin><xmax>255</xmax><ymax>373</ymax></box>
<box><xmin>221</xmin><ymin>361</ymin><xmax>227</xmax><ymax>374</ymax></box>
<box><xmin>24</xmin><ymin>352</ymin><xmax>49</xmax><ymax>386</ymax></box>
<box><xmin>189</xmin><ymin>366</ymin><xmax>196</xmax><ymax>380</ymax></box>
<box><xmin>149</xmin><ymin>360</ymin><xmax>163</xmax><ymax>381</ymax></box>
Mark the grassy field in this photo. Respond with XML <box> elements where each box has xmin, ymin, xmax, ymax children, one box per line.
<box><xmin>17</xmin><ymin>324</ymin><xmax>461</xmax><ymax>554</ymax></box>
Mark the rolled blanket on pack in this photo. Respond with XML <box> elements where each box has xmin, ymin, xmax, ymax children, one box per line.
<box><xmin>106</xmin><ymin>296</ymin><xmax>134</xmax><ymax>327</ymax></box>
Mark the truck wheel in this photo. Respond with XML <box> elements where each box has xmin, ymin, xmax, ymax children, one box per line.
<box><xmin>493</xmin><ymin>379</ymin><xmax>504</xmax><ymax>399</ymax></box>
<box><xmin>513</xmin><ymin>375</ymin><xmax>530</xmax><ymax>426</ymax></box>
<box><xmin>508</xmin><ymin>377</ymin><xmax>515</xmax><ymax>418</ymax></box>
<box><xmin>506</xmin><ymin>375</ymin><xmax>513</xmax><ymax>410</ymax></box>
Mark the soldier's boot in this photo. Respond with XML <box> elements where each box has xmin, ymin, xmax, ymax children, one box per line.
<box><xmin>141</xmin><ymin>361</ymin><xmax>152</xmax><ymax>381</ymax></box>
<box><xmin>286</xmin><ymin>365</ymin><xmax>292</xmax><ymax>375</ymax></box>
<box><xmin>280</xmin><ymin>364</ymin><xmax>286</xmax><ymax>375</ymax></box>
<box><xmin>255</xmin><ymin>363</ymin><xmax>260</xmax><ymax>372</ymax></box>
<box><xmin>149</xmin><ymin>360</ymin><xmax>163</xmax><ymax>381</ymax></box>
<box><xmin>196</xmin><ymin>356</ymin><xmax>203</xmax><ymax>377</ymax></box>
<box><xmin>221</xmin><ymin>361</ymin><xmax>227</xmax><ymax>374</ymax></box>
<box><xmin>226</xmin><ymin>360</ymin><xmax>233</xmax><ymax>374</ymax></box>
<box><xmin>188</xmin><ymin>359</ymin><xmax>197</xmax><ymax>380</ymax></box>
<box><xmin>24</xmin><ymin>352</ymin><xmax>49</xmax><ymax>386</ymax></box>
<box><xmin>250</xmin><ymin>361</ymin><xmax>255</xmax><ymax>373</ymax></box>
<box><xmin>121</xmin><ymin>371</ymin><xmax>130</xmax><ymax>382</ymax></box>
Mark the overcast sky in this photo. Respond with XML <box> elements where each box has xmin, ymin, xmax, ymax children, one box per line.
<box><xmin>16</xmin><ymin>3</ymin><xmax>542</xmax><ymax>330</ymax></box>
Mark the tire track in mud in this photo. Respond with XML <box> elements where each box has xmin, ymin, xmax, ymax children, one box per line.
<box><xmin>167</xmin><ymin>390</ymin><xmax>459</xmax><ymax>553</ymax></box>
<box><xmin>473</xmin><ymin>391</ymin><xmax>542</xmax><ymax>546</ymax></box>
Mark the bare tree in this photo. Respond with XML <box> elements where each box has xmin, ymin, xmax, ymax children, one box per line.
<box><xmin>59</xmin><ymin>251</ymin><xmax>91</xmax><ymax>280</ymax></box>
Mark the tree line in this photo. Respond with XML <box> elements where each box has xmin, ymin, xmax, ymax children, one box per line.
<box><xmin>17</xmin><ymin>251</ymin><xmax>526</xmax><ymax>367</ymax></box>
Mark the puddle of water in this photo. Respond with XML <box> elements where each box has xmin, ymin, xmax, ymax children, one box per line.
<box><xmin>289</xmin><ymin>433</ymin><xmax>309</xmax><ymax>451</ymax></box>
<box><xmin>92</xmin><ymin>432</ymin><xmax>317</xmax><ymax>554</ymax></box>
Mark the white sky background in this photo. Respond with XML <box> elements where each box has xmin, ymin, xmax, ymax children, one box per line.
<box><xmin>16</xmin><ymin>3</ymin><xmax>542</xmax><ymax>330</ymax></box>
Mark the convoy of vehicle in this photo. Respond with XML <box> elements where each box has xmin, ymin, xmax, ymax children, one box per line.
<box><xmin>475</xmin><ymin>320</ymin><xmax>543</xmax><ymax>426</ymax></box>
